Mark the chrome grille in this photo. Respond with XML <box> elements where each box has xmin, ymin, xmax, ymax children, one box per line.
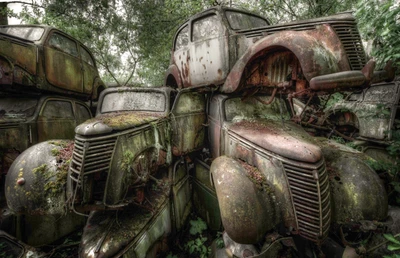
<box><xmin>69</xmin><ymin>135</ymin><xmax>117</xmax><ymax>204</ymax></box>
<box><xmin>283</xmin><ymin>159</ymin><xmax>331</xmax><ymax>244</ymax></box>
<box><xmin>331</xmin><ymin>23</ymin><xmax>367</xmax><ymax>70</ymax></box>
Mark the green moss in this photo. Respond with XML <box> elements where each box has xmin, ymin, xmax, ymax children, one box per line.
<box><xmin>120</xmin><ymin>150</ymin><xmax>134</xmax><ymax>172</ymax></box>
<box><xmin>48</xmin><ymin>140</ymin><xmax>70</xmax><ymax>148</ymax></box>
<box><xmin>32</xmin><ymin>164</ymin><xmax>48</xmax><ymax>175</ymax></box>
<box><xmin>51</xmin><ymin>148</ymin><xmax>60</xmax><ymax>156</ymax></box>
<box><xmin>84</xmin><ymin>112</ymin><xmax>163</xmax><ymax>130</ymax></box>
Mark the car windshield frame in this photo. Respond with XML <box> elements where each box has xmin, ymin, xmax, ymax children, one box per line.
<box><xmin>225</xmin><ymin>10</ymin><xmax>269</xmax><ymax>30</ymax></box>
<box><xmin>223</xmin><ymin>95</ymin><xmax>290</xmax><ymax>122</ymax></box>
<box><xmin>0</xmin><ymin>98</ymin><xmax>39</xmax><ymax>119</ymax></box>
<box><xmin>0</xmin><ymin>26</ymin><xmax>45</xmax><ymax>41</ymax></box>
<box><xmin>100</xmin><ymin>90</ymin><xmax>167</xmax><ymax>114</ymax></box>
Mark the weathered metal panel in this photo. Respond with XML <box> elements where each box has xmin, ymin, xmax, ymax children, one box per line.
<box><xmin>171</xmin><ymin>91</ymin><xmax>206</xmax><ymax>156</ymax></box>
<box><xmin>80</xmin><ymin>190</ymin><xmax>171</xmax><ymax>258</ymax></box>
<box><xmin>0</xmin><ymin>39</ymin><xmax>36</xmax><ymax>76</ymax></box>
<box><xmin>188</xmin><ymin>35</ymin><xmax>229</xmax><ymax>86</ymax></box>
<box><xmin>192</xmin><ymin>159</ymin><xmax>222</xmax><ymax>231</ymax></box>
<box><xmin>327</xmin><ymin>81</ymin><xmax>400</xmax><ymax>141</ymax></box>
<box><xmin>44</xmin><ymin>46</ymin><xmax>82</xmax><ymax>92</ymax></box>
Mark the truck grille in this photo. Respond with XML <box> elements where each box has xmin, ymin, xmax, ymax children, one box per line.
<box><xmin>283</xmin><ymin>158</ymin><xmax>331</xmax><ymax>244</ymax></box>
<box><xmin>69</xmin><ymin>134</ymin><xmax>117</xmax><ymax>205</ymax></box>
<box><xmin>0</xmin><ymin>122</ymin><xmax>19</xmax><ymax>129</ymax></box>
<box><xmin>331</xmin><ymin>23</ymin><xmax>367</xmax><ymax>70</ymax></box>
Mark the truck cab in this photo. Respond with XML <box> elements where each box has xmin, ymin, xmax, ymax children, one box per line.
<box><xmin>190</xmin><ymin>92</ymin><xmax>389</xmax><ymax>257</ymax></box>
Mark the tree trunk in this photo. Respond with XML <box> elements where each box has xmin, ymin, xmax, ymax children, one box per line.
<box><xmin>0</xmin><ymin>2</ymin><xmax>8</xmax><ymax>25</ymax></box>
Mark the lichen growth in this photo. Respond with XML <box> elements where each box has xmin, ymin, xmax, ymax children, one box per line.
<box><xmin>238</xmin><ymin>159</ymin><xmax>272</xmax><ymax>193</ymax></box>
<box><xmin>83</xmin><ymin>111</ymin><xmax>164</xmax><ymax>130</ymax></box>
<box><xmin>32</xmin><ymin>164</ymin><xmax>48</xmax><ymax>175</ymax></box>
<box><xmin>120</xmin><ymin>150</ymin><xmax>134</xmax><ymax>172</ymax></box>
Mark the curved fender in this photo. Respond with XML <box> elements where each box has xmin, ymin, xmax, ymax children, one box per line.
<box><xmin>5</xmin><ymin>140</ymin><xmax>72</xmax><ymax>215</ymax></box>
<box><xmin>211</xmin><ymin>156</ymin><xmax>281</xmax><ymax>244</ymax></box>
<box><xmin>323</xmin><ymin>144</ymin><xmax>388</xmax><ymax>223</ymax></box>
<box><xmin>221</xmin><ymin>24</ymin><xmax>350</xmax><ymax>93</ymax></box>
<box><xmin>164</xmin><ymin>64</ymin><xmax>183</xmax><ymax>88</ymax></box>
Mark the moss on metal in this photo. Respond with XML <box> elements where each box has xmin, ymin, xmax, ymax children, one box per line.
<box><xmin>83</xmin><ymin>112</ymin><xmax>163</xmax><ymax>130</ymax></box>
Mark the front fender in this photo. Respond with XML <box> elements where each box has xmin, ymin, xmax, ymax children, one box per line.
<box><xmin>211</xmin><ymin>156</ymin><xmax>281</xmax><ymax>244</ymax></box>
<box><xmin>320</xmin><ymin>140</ymin><xmax>388</xmax><ymax>223</ymax></box>
<box><xmin>221</xmin><ymin>24</ymin><xmax>349</xmax><ymax>93</ymax></box>
<box><xmin>5</xmin><ymin>140</ymin><xmax>72</xmax><ymax>215</ymax></box>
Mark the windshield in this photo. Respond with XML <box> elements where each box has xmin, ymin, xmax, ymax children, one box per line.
<box><xmin>225</xmin><ymin>11</ymin><xmax>269</xmax><ymax>30</ymax></box>
<box><xmin>224</xmin><ymin>95</ymin><xmax>290</xmax><ymax>122</ymax></box>
<box><xmin>0</xmin><ymin>98</ymin><xmax>38</xmax><ymax>119</ymax></box>
<box><xmin>101</xmin><ymin>91</ymin><xmax>166</xmax><ymax>113</ymax></box>
<box><xmin>0</xmin><ymin>26</ymin><xmax>45</xmax><ymax>41</ymax></box>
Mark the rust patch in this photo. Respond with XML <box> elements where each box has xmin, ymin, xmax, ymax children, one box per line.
<box><xmin>238</xmin><ymin>159</ymin><xmax>271</xmax><ymax>193</ymax></box>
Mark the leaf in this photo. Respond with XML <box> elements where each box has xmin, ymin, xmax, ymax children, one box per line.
<box><xmin>384</xmin><ymin>234</ymin><xmax>400</xmax><ymax>245</ymax></box>
<box><xmin>388</xmin><ymin>244</ymin><xmax>400</xmax><ymax>251</ymax></box>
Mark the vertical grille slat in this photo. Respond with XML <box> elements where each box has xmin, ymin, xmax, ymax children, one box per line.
<box><xmin>331</xmin><ymin>23</ymin><xmax>367</xmax><ymax>70</ymax></box>
<box><xmin>283</xmin><ymin>159</ymin><xmax>331</xmax><ymax>244</ymax></box>
<box><xmin>69</xmin><ymin>135</ymin><xmax>117</xmax><ymax>205</ymax></box>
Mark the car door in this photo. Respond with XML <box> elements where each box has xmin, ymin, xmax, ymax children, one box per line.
<box><xmin>44</xmin><ymin>31</ymin><xmax>83</xmax><ymax>93</ymax></box>
<box><xmin>37</xmin><ymin>98</ymin><xmax>76</xmax><ymax>141</ymax></box>
<box><xmin>170</xmin><ymin>90</ymin><xmax>207</xmax><ymax>156</ymax></box>
<box><xmin>189</xmin><ymin>13</ymin><xmax>229</xmax><ymax>86</ymax></box>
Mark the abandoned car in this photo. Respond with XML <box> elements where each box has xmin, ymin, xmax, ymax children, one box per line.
<box><xmin>0</xmin><ymin>94</ymin><xmax>92</xmax><ymax>177</ymax></box>
<box><xmin>2</xmin><ymin>5</ymin><xmax>399</xmax><ymax>258</ymax></box>
<box><xmin>0</xmin><ymin>25</ymin><xmax>105</xmax><ymax>100</ymax></box>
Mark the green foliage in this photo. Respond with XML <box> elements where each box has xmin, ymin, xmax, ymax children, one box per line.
<box><xmin>383</xmin><ymin>234</ymin><xmax>400</xmax><ymax>257</ymax></box>
<box><xmin>215</xmin><ymin>232</ymin><xmax>225</xmax><ymax>248</ymax></box>
<box><xmin>185</xmin><ymin>217</ymin><xmax>210</xmax><ymax>258</ymax></box>
<box><xmin>242</xmin><ymin>0</ymin><xmax>356</xmax><ymax>23</ymax></box>
<box><xmin>189</xmin><ymin>217</ymin><xmax>208</xmax><ymax>235</ymax></box>
<box><xmin>186</xmin><ymin>236</ymin><xmax>210</xmax><ymax>258</ymax></box>
<box><xmin>356</xmin><ymin>0</ymin><xmax>400</xmax><ymax>72</ymax></box>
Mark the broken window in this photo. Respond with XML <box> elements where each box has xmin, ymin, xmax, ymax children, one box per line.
<box><xmin>192</xmin><ymin>14</ymin><xmax>222</xmax><ymax>41</ymax></box>
<box><xmin>226</xmin><ymin>11</ymin><xmax>268</xmax><ymax>30</ymax></box>
<box><xmin>75</xmin><ymin>103</ymin><xmax>91</xmax><ymax>124</ymax></box>
<box><xmin>80</xmin><ymin>46</ymin><xmax>95</xmax><ymax>66</ymax></box>
<box><xmin>41</xmin><ymin>100</ymin><xmax>74</xmax><ymax>119</ymax></box>
<box><xmin>175</xmin><ymin>25</ymin><xmax>189</xmax><ymax>50</ymax></box>
<box><xmin>101</xmin><ymin>91</ymin><xmax>166</xmax><ymax>113</ymax></box>
<box><xmin>0</xmin><ymin>26</ymin><xmax>44</xmax><ymax>41</ymax></box>
<box><xmin>48</xmin><ymin>33</ymin><xmax>78</xmax><ymax>57</ymax></box>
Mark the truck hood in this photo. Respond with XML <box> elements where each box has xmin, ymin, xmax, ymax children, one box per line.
<box><xmin>75</xmin><ymin>111</ymin><xmax>165</xmax><ymax>136</ymax></box>
<box><xmin>227</xmin><ymin>119</ymin><xmax>322</xmax><ymax>163</ymax></box>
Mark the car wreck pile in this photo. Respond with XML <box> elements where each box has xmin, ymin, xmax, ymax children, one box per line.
<box><xmin>1</xmin><ymin>5</ymin><xmax>400</xmax><ymax>258</ymax></box>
